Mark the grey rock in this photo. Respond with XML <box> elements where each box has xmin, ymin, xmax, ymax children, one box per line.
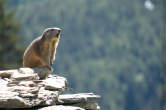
<box><xmin>12</xmin><ymin>72</ymin><xmax>39</xmax><ymax>81</ymax></box>
<box><xmin>44</xmin><ymin>75</ymin><xmax>67</xmax><ymax>91</ymax></box>
<box><xmin>0</xmin><ymin>91</ymin><xmax>29</xmax><ymax>108</ymax></box>
<box><xmin>58</xmin><ymin>93</ymin><xmax>100</xmax><ymax>104</ymax></box>
<box><xmin>71</xmin><ymin>102</ymin><xmax>100</xmax><ymax>110</ymax></box>
<box><xmin>0</xmin><ymin>68</ymin><xmax>100</xmax><ymax>110</ymax></box>
<box><xmin>57</xmin><ymin>93</ymin><xmax>100</xmax><ymax>110</ymax></box>
<box><xmin>38</xmin><ymin>105</ymin><xmax>85</xmax><ymax>110</ymax></box>
<box><xmin>0</xmin><ymin>68</ymin><xmax>66</xmax><ymax>109</ymax></box>
<box><xmin>37</xmin><ymin>87</ymin><xmax>59</xmax><ymax>106</ymax></box>
<box><xmin>0</xmin><ymin>83</ymin><xmax>59</xmax><ymax>109</ymax></box>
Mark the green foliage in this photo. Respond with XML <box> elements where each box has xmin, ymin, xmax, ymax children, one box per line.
<box><xmin>7</xmin><ymin>0</ymin><xmax>162</xmax><ymax>110</ymax></box>
<box><xmin>0</xmin><ymin>0</ymin><xmax>24</xmax><ymax>69</ymax></box>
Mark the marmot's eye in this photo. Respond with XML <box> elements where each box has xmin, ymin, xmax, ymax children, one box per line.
<box><xmin>50</xmin><ymin>29</ymin><xmax>54</xmax><ymax>31</ymax></box>
<box><xmin>46</xmin><ymin>31</ymin><xmax>49</xmax><ymax>35</ymax></box>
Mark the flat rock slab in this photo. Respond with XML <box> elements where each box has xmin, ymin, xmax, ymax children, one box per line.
<box><xmin>44</xmin><ymin>75</ymin><xmax>67</xmax><ymax>91</ymax></box>
<box><xmin>38</xmin><ymin>105</ymin><xmax>85</xmax><ymax>110</ymax></box>
<box><xmin>57</xmin><ymin>93</ymin><xmax>100</xmax><ymax>110</ymax></box>
<box><xmin>58</xmin><ymin>93</ymin><xmax>100</xmax><ymax>104</ymax></box>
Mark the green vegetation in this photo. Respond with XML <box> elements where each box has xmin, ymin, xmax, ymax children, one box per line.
<box><xmin>5</xmin><ymin>0</ymin><xmax>162</xmax><ymax>110</ymax></box>
<box><xmin>0</xmin><ymin>0</ymin><xmax>24</xmax><ymax>69</ymax></box>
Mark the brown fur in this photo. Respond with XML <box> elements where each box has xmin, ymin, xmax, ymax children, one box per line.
<box><xmin>23</xmin><ymin>27</ymin><xmax>61</xmax><ymax>71</ymax></box>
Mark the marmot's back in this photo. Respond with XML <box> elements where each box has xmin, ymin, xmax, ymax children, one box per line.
<box><xmin>23</xmin><ymin>36</ymin><xmax>43</xmax><ymax>67</ymax></box>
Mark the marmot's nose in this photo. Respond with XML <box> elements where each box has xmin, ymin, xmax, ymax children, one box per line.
<box><xmin>57</xmin><ymin>28</ymin><xmax>61</xmax><ymax>34</ymax></box>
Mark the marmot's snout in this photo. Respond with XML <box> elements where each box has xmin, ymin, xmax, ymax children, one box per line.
<box><xmin>56</xmin><ymin>28</ymin><xmax>61</xmax><ymax>36</ymax></box>
<box><xmin>50</xmin><ymin>28</ymin><xmax>61</xmax><ymax>37</ymax></box>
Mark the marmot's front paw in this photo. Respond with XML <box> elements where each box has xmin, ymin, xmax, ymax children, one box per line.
<box><xmin>50</xmin><ymin>67</ymin><xmax>54</xmax><ymax>72</ymax></box>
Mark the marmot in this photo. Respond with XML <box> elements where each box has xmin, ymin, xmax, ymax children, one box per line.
<box><xmin>23</xmin><ymin>27</ymin><xmax>61</xmax><ymax>73</ymax></box>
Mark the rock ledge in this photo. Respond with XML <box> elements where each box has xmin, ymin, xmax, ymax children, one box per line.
<box><xmin>0</xmin><ymin>67</ymin><xmax>100</xmax><ymax>110</ymax></box>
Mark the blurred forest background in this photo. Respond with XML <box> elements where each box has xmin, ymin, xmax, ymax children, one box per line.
<box><xmin>0</xmin><ymin>0</ymin><xmax>163</xmax><ymax>110</ymax></box>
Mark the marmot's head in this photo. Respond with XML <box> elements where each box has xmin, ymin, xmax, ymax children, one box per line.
<box><xmin>42</xmin><ymin>27</ymin><xmax>61</xmax><ymax>40</ymax></box>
